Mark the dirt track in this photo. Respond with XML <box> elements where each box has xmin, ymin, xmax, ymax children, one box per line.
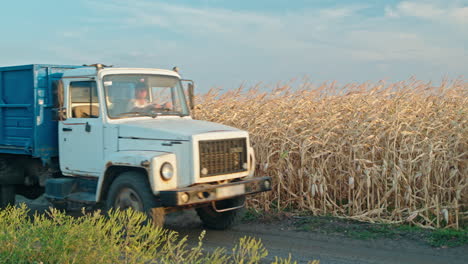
<box><xmin>165</xmin><ymin>210</ymin><xmax>467</xmax><ymax>264</ymax></box>
<box><xmin>19</xmin><ymin>196</ymin><xmax>468</xmax><ymax>264</ymax></box>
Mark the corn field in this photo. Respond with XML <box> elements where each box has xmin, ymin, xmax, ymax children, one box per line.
<box><xmin>195</xmin><ymin>78</ymin><xmax>468</xmax><ymax>229</ymax></box>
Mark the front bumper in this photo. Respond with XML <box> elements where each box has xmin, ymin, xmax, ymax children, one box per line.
<box><xmin>159</xmin><ymin>176</ymin><xmax>271</xmax><ymax>207</ymax></box>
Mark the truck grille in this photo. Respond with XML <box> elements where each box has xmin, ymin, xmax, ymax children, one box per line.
<box><xmin>199</xmin><ymin>138</ymin><xmax>247</xmax><ymax>177</ymax></box>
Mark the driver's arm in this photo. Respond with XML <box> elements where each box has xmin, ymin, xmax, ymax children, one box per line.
<box><xmin>158</xmin><ymin>102</ymin><xmax>173</xmax><ymax>109</ymax></box>
<box><xmin>148</xmin><ymin>101</ymin><xmax>172</xmax><ymax>109</ymax></box>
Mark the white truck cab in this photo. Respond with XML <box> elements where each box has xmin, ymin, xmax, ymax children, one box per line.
<box><xmin>39</xmin><ymin>64</ymin><xmax>271</xmax><ymax>229</ymax></box>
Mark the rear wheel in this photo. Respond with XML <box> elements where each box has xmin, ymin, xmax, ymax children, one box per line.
<box><xmin>0</xmin><ymin>185</ymin><xmax>15</xmax><ymax>208</ymax></box>
<box><xmin>196</xmin><ymin>196</ymin><xmax>245</xmax><ymax>230</ymax></box>
<box><xmin>106</xmin><ymin>171</ymin><xmax>165</xmax><ymax>226</ymax></box>
<box><xmin>0</xmin><ymin>157</ymin><xmax>21</xmax><ymax>208</ymax></box>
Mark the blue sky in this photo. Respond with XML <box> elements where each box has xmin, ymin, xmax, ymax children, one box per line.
<box><xmin>1</xmin><ymin>0</ymin><xmax>467</xmax><ymax>92</ymax></box>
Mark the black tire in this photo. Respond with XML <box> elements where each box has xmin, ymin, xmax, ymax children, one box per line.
<box><xmin>15</xmin><ymin>185</ymin><xmax>44</xmax><ymax>200</ymax></box>
<box><xmin>0</xmin><ymin>157</ymin><xmax>24</xmax><ymax>185</ymax></box>
<box><xmin>0</xmin><ymin>184</ymin><xmax>16</xmax><ymax>208</ymax></box>
<box><xmin>106</xmin><ymin>171</ymin><xmax>165</xmax><ymax>226</ymax></box>
<box><xmin>196</xmin><ymin>196</ymin><xmax>245</xmax><ymax>230</ymax></box>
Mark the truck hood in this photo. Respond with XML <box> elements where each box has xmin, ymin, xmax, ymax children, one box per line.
<box><xmin>118</xmin><ymin>118</ymin><xmax>238</xmax><ymax>140</ymax></box>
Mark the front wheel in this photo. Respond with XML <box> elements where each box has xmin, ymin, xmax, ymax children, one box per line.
<box><xmin>196</xmin><ymin>196</ymin><xmax>245</xmax><ymax>230</ymax></box>
<box><xmin>106</xmin><ymin>171</ymin><xmax>165</xmax><ymax>226</ymax></box>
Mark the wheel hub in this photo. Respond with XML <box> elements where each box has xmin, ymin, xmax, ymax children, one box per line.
<box><xmin>114</xmin><ymin>187</ymin><xmax>143</xmax><ymax>211</ymax></box>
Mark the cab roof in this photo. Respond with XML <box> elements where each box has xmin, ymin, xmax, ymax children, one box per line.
<box><xmin>62</xmin><ymin>67</ymin><xmax>181</xmax><ymax>79</ymax></box>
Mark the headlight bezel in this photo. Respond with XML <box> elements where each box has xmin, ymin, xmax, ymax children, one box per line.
<box><xmin>160</xmin><ymin>162</ymin><xmax>174</xmax><ymax>181</ymax></box>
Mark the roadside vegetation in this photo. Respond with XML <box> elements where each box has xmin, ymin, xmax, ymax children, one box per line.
<box><xmin>0</xmin><ymin>205</ymin><xmax>315</xmax><ymax>264</ymax></box>
<box><xmin>196</xmin><ymin>78</ymin><xmax>467</xmax><ymax>229</ymax></box>
<box><xmin>296</xmin><ymin>215</ymin><xmax>468</xmax><ymax>247</ymax></box>
<box><xmin>243</xmin><ymin>209</ymin><xmax>467</xmax><ymax>247</ymax></box>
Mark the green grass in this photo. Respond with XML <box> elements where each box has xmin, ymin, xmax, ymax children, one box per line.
<box><xmin>427</xmin><ymin>228</ymin><xmax>468</xmax><ymax>247</ymax></box>
<box><xmin>254</xmin><ymin>211</ymin><xmax>467</xmax><ymax>248</ymax></box>
<box><xmin>296</xmin><ymin>216</ymin><xmax>468</xmax><ymax>248</ymax></box>
<box><xmin>243</xmin><ymin>208</ymin><xmax>264</xmax><ymax>222</ymax></box>
<box><xmin>0</xmin><ymin>204</ymin><xmax>314</xmax><ymax>264</ymax></box>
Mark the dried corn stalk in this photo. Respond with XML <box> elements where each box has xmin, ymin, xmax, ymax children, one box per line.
<box><xmin>195</xmin><ymin>78</ymin><xmax>468</xmax><ymax>229</ymax></box>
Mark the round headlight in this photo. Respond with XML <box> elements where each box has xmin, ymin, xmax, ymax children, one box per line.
<box><xmin>160</xmin><ymin>162</ymin><xmax>174</xmax><ymax>181</ymax></box>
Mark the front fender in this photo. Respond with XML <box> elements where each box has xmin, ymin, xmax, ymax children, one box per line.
<box><xmin>97</xmin><ymin>151</ymin><xmax>178</xmax><ymax>200</ymax></box>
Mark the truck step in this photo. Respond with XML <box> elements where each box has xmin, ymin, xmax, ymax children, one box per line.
<box><xmin>67</xmin><ymin>192</ymin><xmax>96</xmax><ymax>203</ymax></box>
<box><xmin>45</xmin><ymin>177</ymin><xmax>98</xmax><ymax>205</ymax></box>
<box><xmin>45</xmin><ymin>178</ymin><xmax>76</xmax><ymax>200</ymax></box>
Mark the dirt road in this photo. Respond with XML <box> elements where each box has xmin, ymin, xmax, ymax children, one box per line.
<box><xmin>19</xmin><ymin>196</ymin><xmax>467</xmax><ymax>264</ymax></box>
<box><xmin>165</xmin><ymin>210</ymin><xmax>467</xmax><ymax>264</ymax></box>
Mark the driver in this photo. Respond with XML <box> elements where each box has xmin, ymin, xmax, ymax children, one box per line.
<box><xmin>131</xmin><ymin>83</ymin><xmax>150</xmax><ymax>110</ymax></box>
<box><xmin>129</xmin><ymin>82</ymin><xmax>172</xmax><ymax>112</ymax></box>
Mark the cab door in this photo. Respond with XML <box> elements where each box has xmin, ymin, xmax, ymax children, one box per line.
<box><xmin>58</xmin><ymin>79</ymin><xmax>103</xmax><ymax>176</ymax></box>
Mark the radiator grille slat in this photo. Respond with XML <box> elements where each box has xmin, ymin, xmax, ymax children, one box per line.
<box><xmin>199</xmin><ymin>138</ymin><xmax>247</xmax><ymax>177</ymax></box>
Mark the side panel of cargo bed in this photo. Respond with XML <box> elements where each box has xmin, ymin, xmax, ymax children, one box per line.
<box><xmin>0</xmin><ymin>64</ymin><xmax>82</xmax><ymax>162</ymax></box>
<box><xmin>0</xmin><ymin>66</ymin><xmax>34</xmax><ymax>154</ymax></box>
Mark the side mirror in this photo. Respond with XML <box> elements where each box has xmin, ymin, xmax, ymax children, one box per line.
<box><xmin>52</xmin><ymin>107</ymin><xmax>67</xmax><ymax>121</ymax></box>
<box><xmin>188</xmin><ymin>82</ymin><xmax>195</xmax><ymax>110</ymax></box>
<box><xmin>182</xmin><ymin>79</ymin><xmax>195</xmax><ymax>110</ymax></box>
<box><xmin>52</xmin><ymin>80</ymin><xmax>67</xmax><ymax>121</ymax></box>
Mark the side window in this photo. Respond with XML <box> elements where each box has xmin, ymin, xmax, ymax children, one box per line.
<box><xmin>69</xmin><ymin>81</ymin><xmax>99</xmax><ymax>118</ymax></box>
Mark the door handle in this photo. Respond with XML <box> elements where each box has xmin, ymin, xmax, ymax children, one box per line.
<box><xmin>63</xmin><ymin>128</ymin><xmax>73</xmax><ymax>132</ymax></box>
<box><xmin>85</xmin><ymin>122</ymin><xmax>91</xmax><ymax>132</ymax></box>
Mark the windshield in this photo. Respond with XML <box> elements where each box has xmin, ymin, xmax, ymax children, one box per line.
<box><xmin>103</xmin><ymin>74</ymin><xmax>189</xmax><ymax>118</ymax></box>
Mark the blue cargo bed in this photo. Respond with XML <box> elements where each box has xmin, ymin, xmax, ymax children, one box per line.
<box><xmin>0</xmin><ymin>64</ymin><xmax>82</xmax><ymax>162</ymax></box>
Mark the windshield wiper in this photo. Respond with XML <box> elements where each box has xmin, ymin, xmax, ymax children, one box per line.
<box><xmin>148</xmin><ymin>108</ymin><xmax>187</xmax><ymax>117</ymax></box>
<box><xmin>118</xmin><ymin>111</ymin><xmax>187</xmax><ymax>118</ymax></box>
<box><xmin>118</xmin><ymin>111</ymin><xmax>155</xmax><ymax>117</ymax></box>
<box><xmin>155</xmin><ymin>111</ymin><xmax>187</xmax><ymax>117</ymax></box>
<box><xmin>172</xmin><ymin>112</ymin><xmax>188</xmax><ymax>117</ymax></box>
